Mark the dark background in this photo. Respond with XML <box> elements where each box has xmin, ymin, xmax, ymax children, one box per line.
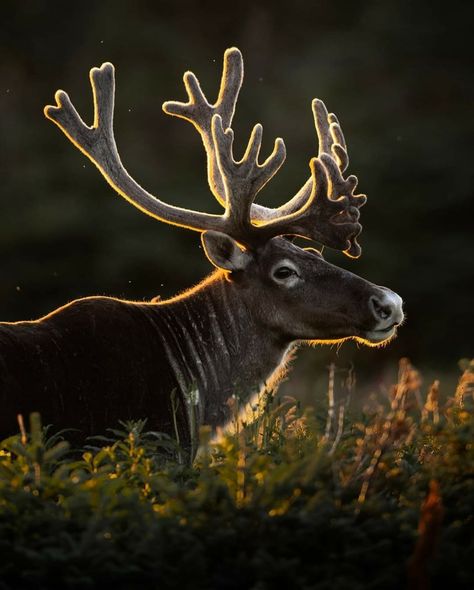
<box><xmin>1</xmin><ymin>0</ymin><xmax>472</xmax><ymax>403</ymax></box>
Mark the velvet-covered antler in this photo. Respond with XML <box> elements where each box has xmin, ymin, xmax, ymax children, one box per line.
<box><xmin>164</xmin><ymin>48</ymin><xmax>366</xmax><ymax>257</ymax></box>
<box><xmin>44</xmin><ymin>63</ymin><xmax>225</xmax><ymax>234</ymax></box>
<box><xmin>45</xmin><ymin>48</ymin><xmax>366</xmax><ymax>255</ymax></box>
<box><xmin>44</xmin><ymin>61</ymin><xmax>289</xmax><ymax>247</ymax></box>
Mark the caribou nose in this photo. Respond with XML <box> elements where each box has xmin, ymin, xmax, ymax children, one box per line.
<box><xmin>369</xmin><ymin>289</ymin><xmax>404</xmax><ymax>329</ymax></box>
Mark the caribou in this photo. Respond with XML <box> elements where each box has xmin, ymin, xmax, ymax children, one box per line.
<box><xmin>0</xmin><ymin>48</ymin><xmax>403</xmax><ymax>451</ymax></box>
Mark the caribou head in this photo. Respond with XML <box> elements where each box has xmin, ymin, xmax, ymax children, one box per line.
<box><xmin>0</xmin><ymin>48</ymin><xmax>403</xmax><ymax>447</ymax></box>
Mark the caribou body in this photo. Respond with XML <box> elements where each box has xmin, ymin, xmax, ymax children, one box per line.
<box><xmin>0</xmin><ymin>49</ymin><xmax>403</xmax><ymax>449</ymax></box>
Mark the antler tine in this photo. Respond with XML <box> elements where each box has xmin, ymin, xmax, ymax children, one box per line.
<box><xmin>313</xmin><ymin>98</ymin><xmax>332</xmax><ymax>156</ymax></box>
<box><xmin>328</xmin><ymin>112</ymin><xmax>348</xmax><ymax>172</ymax></box>
<box><xmin>163</xmin><ymin>47</ymin><xmax>244</xmax><ymax>204</ymax></box>
<box><xmin>45</xmin><ymin>63</ymin><xmax>226</xmax><ymax>235</ymax></box>
<box><xmin>212</xmin><ymin>114</ymin><xmax>286</xmax><ymax>238</ymax></box>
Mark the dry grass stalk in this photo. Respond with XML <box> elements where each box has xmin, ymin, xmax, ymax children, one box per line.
<box><xmin>407</xmin><ymin>480</ymin><xmax>444</xmax><ymax>590</ymax></box>
<box><xmin>16</xmin><ymin>414</ymin><xmax>27</xmax><ymax>445</ymax></box>
<box><xmin>323</xmin><ymin>363</ymin><xmax>336</xmax><ymax>441</ymax></box>
<box><xmin>357</xmin><ymin>359</ymin><xmax>414</xmax><ymax>507</ymax></box>
<box><xmin>392</xmin><ymin>358</ymin><xmax>423</xmax><ymax>411</ymax></box>
<box><xmin>236</xmin><ymin>431</ymin><xmax>246</xmax><ymax>507</ymax></box>
<box><xmin>329</xmin><ymin>365</ymin><xmax>355</xmax><ymax>456</ymax></box>
<box><xmin>422</xmin><ymin>380</ymin><xmax>440</xmax><ymax>424</ymax></box>
<box><xmin>454</xmin><ymin>359</ymin><xmax>474</xmax><ymax>407</ymax></box>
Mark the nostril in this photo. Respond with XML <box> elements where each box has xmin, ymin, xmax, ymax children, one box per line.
<box><xmin>370</xmin><ymin>296</ymin><xmax>393</xmax><ymax>321</ymax></box>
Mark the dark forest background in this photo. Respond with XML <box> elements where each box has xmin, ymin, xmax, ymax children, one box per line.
<box><xmin>1</xmin><ymin>0</ymin><xmax>472</xmax><ymax>403</ymax></box>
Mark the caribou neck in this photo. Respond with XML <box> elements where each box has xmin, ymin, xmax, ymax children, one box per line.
<box><xmin>155</xmin><ymin>271</ymin><xmax>292</xmax><ymax>430</ymax></box>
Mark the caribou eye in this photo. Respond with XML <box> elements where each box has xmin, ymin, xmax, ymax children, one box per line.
<box><xmin>273</xmin><ymin>267</ymin><xmax>297</xmax><ymax>280</ymax></box>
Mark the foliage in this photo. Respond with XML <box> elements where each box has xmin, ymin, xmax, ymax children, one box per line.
<box><xmin>0</xmin><ymin>360</ymin><xmax>473</xmax><ymax>589</ymax></box>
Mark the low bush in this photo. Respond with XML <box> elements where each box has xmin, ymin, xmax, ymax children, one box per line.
<box><xmin>0</xmin><ymin>359</ymin><xmax>473</xmax><ymax>589</ymax></box>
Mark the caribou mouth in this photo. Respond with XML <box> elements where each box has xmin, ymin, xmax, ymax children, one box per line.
<box><xmin>363</xmin><ymin>324</ymin><xmax>399</xmax><ymax>345</ymax></box>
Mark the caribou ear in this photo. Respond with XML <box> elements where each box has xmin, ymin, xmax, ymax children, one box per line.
<box><xmin>201</xmin><ymin>231</ymin><xmax>252</xmax><ymax>271</ymax></box>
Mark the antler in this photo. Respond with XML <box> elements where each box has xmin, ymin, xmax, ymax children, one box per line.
<box><xmin>45</xmin><ymin>49</ymin><xmax>366</xmax><ymax>256</ymax></box>
<box><xmin>254</xmin><ymin>100</ymin><xmax>367</xmax><ymax>257</ymax></box>
<box><xmin>44</xmin><ymin>61</ymin><xmax>289</xmax><ymax>247</ymax></box>
<box><xmin>164</xmin><ymin>48</ymin><xmax>366</xmax><ymax>257</ymax></box>
<box><xmin>44</xmin><ymin>63</ymin><xmax>228</xmax><ymax>235</ymax></box>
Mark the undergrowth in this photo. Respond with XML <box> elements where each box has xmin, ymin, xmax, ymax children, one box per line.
<box><xmin>0</xmin><ymin>359</ymin><xmax>473</xmax><ymax>590</ymax></box>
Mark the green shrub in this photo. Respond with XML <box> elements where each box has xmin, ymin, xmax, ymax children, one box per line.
<box><xmin>0</xmin><ymin>360</ymin><xmax>473</xmax><ymax>589</ymax></box>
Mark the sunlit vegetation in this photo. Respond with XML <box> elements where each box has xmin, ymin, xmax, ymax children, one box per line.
<box><xmin>0</xmin><ymin>359</ymin><xmax>472</xmax><ymax>589</ymax></box>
